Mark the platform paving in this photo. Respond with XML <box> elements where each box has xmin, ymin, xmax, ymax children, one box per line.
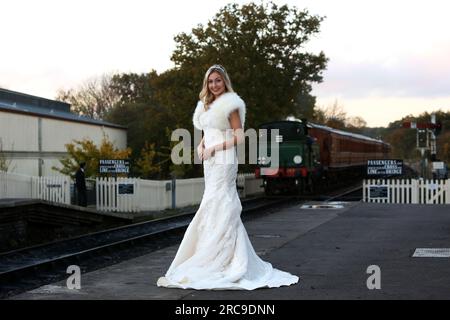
<box><xmin>9</xmin><ymin>201</ymin><xmax>450</xmax><ymax>300</ymax></box>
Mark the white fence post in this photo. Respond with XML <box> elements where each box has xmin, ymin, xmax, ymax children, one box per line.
<box><xmin>135</xmin><ymin>178</ymin><xmax>141</xmax><ymax>212</ymax></box>
<box><xmin>363</xmin><ymin>179</ymin><xmax>366</xmax><ymax>202</ymax></box>
<box><xmin>96</xmin><ymin>177</ymin><xmax>100</xmax><ymax>211</ymax></box>
<box><xmin>446</xmin><ymin>179</ymin><xmax>450</xmax><ymax>204</ymax></box>
<box><xmin>413</xmin><ymin>179</ymin><xmax>420</xmax><ymax>204</ymax></box>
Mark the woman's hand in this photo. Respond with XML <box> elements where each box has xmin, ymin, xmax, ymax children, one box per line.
<box><xmin>202</xmin><ymin>146</ymin><xmax>216</xmax><ymax>160</ymax></box>
<box><xmin>197</xmin><ymin>144</ymin><xmax>205</xmax><ymax>160</ymax></box>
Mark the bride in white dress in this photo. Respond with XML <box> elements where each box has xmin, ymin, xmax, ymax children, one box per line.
<box><xmin>157</xmin><ymin>65</ymin><xmax>299</xmax><ymax>290</ymax></box>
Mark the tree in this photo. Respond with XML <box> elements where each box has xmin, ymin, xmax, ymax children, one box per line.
<box><xmin>314</xmin><ymin>100</ymin><xmax>347</xmax><ymax>129</ymax></box>
<box><xmin>150</xmin><ymin>68</ymin><xmax>199</xmax><ymax>130</ymax></box>
<box><xmin>441</xmin><ymin>132</ymin><xmax>450</xmax><ymax>163</ymax></box>
<box><xmin>53</xmin><ymin>2</ymin><xmax>328</xmax><ymax>178</ymax></box>
<box><xmin>170</xmin><ymin>1</ymin><xmax>328</xmax><ymax>130</ymax></box>
<box><xmin>53</xmin><ymin>132</ymin><xmax>132</xmax><ymax>179</ymax></box>
<box><xmin>109</xmin><ymin>72</ymin><xmax>157</xmax><ymax>106</ymax></box>
<box><xmin>312</xmin><ymin>100</ymin><xmax>369</xmax><ymax>134</ymax></box>
<box><xmin>312</xmin><ymin>108</ymin><xmax>327</xmax><ymax>125</ymax></box>
<box><xmin>384</xmin><ymin>127</ymin><xmax>416</xmax><ymax>159</ymax></box>
<box><xmin>347</xmin><ymin>116</ymin><xmax>367</xmax><ymax>129</ymax></box>
<box><xmin>383</xmin><ymin>110</ymin><xmax>450</xmax><ymax>163</ymax></box>
<box><xmin>56</xmin><ymin>73</ymin><xmax>121</xmax><ymax>120</ymax></box>
<box><xmin>134</xmin><ymin>142</ymin><xmax>164</xmax><ymax>179</ymax></box>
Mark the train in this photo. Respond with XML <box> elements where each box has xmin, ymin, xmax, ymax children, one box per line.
<box><xmin>254</xmin><ymin>119</ymin><xmax>391</xmax><ymax>195</ymax></box>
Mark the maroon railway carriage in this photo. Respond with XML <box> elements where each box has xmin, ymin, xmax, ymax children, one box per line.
<box><xmin>308</xmin><ymin>123</ymin><xmax>391</xmax><ymax>181</ymax></box>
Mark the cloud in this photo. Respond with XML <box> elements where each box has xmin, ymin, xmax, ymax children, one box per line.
<box><xmin>313</xmin><ymin>47</ymin><xmax>450</xmax><ymax>99</ymax></box>
<box><xmin>315</xmin><ymin>95</ymin><xmax>450</xmax><ymax>127</ymax></box>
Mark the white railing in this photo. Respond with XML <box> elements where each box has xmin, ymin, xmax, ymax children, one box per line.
<box><xmin>96</xmin><ymin>177</ymin><xmax>140</xmax><ymax>212</ymax></box>
<box><xmin>363</xmin><ymin>179</ymin><xmax>450</xmax><ymax>204</ymax></box>
<box><xmin>96</xmin><ymin>173</ymin><xmax>264</xmax><ymax>213</ymax></box>
<box><xmin>0</xmin><ymin>171</ymin><xmax>32</xmax><ymax>198</ymax></box>
<box><xmin>171</xmin><ymin>177</ymin><xmax>206</xmax><ymax>209</ymax></box>
<box><xmin>2</xmin><ymin>170</ymin><xmax>264</xmax><ymax>212</ymax></box>
<box><xmin>0</xmin><ymin>171</ymin><xmax>71</xmax><ymax>204</ymax></box>
<box><xmin>32</xmin><ymin>175</ymin><xmax>71</xmax><ymax>204</ymax></box>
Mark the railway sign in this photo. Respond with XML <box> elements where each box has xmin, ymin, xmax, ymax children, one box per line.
<box><xmin>46</xmin><ymin>184</ymin><xmax>62</xmax><ymax>188</ymax></box>
<box><xmin>367</xmin><ymin>159</ymin><xmax>403</xmax><ymax>176</ymax></box>
<box><xmin>118</xmin><ymin>183</ymin><xmax>134</xmax><ymax>194</ymax></box>
<box><xmin>369</xmin><ymin>185</ymin><xmax>388</xmax><ymax>199</ymax></box>
<box><xmin>99</xmin><ymin>159</ymin><xmax>130</xmax><ymax>174</ymax></box>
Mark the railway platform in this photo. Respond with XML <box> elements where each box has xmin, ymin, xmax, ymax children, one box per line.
<box><xmin>0</xmin><ymin>197</ymin><xmax>200</xmax><ymax>222</ymax></box>
<box><xmin>7</xmin><ymin>201</ymin><xmax>450</xmax><ymax>300</ymax></box>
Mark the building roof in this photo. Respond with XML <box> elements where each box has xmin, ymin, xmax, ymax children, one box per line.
<box><xmin>0</xmin><ymin>88</ymin><xmax>126</xmax><ymax>130</ymax></box>
<box><xmin>307</xmin><ymin>122</ymin><xmax>389</xmax><ymax>145</ymax></box>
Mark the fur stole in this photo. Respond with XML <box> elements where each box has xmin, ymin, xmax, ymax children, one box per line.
<box><xmin>192</xmin><ymin>92</ymin><xmax>246</xmax><ymax>130</ymax></box>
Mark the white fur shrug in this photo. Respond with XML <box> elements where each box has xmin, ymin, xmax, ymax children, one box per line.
<box><xmin>192</xmin><ymin>92</ymin><xmax>246</xmax><ymax>131</ymax></box>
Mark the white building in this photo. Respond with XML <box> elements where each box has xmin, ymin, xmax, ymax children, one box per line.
<box><xmin>0</xmin><ymin>88</ymin><xmax>127</xmax><ymax>176</ymax></box>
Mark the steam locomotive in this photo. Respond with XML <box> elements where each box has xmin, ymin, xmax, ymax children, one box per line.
<box><xmin>254</xmin><ymin>119</ymin><xmax>390</xmax><ymax>195</ymax></box>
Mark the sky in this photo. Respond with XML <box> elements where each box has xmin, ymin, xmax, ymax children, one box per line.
<box><xmin>2</xmin><ymin>0</ymin><xmax>450</xmax><ymax>127</ymax></box>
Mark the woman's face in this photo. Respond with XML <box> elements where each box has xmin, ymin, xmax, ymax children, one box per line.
<box><xmin>208</xmin><ymin>71</ymin><xmax>225</xmax><ymax>98</ymax></box>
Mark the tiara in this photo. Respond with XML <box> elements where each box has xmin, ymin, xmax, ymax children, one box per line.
<box><xmin>208</xmin><ymin>64</ymin><xmax>225</xmax><ymax>73</ymax></box>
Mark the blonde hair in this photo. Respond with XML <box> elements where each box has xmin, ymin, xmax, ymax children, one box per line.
<box><xmin>199</xmin><ymin>64</ymin><xmax>234</xmax><ymax>110</ymax></box>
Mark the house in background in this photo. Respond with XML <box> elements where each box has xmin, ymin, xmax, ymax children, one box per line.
<box><xmin>0</xmin><ymin>88</ymin><xmax>127</xmax><ymax>176</ymax></box>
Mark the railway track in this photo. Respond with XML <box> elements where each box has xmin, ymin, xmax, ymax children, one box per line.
<box><xmin>0</xmin><ymin>196</ymin><xmax>295</xmax><ymax>298</ymax></box>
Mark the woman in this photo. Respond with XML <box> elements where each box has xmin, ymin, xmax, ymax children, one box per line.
<box><xmin>157</xmin><ymin>64</ymin><xmax>299</xmax><ymax>290</ymax></box>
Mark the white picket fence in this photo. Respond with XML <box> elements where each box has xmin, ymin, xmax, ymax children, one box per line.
<box><xmin>363</xmin><ymin>179</ymin><xmax>450</xmax><ymax>204</ymax></box>
<box><xmin>96</xmin><ymin>177</ymin><xmax>140</xmax><ymax>212</ymax></box>
<box><xmin>1</xmin><ymin>170</ymin><xmax>263</xmax><ymax>212</ymax></box>
<box><xmin>32</xmin><ymin>176</ymin><xmax>71</xmax><ymax>204</ymax></box>
<box><xmin>96</xmin><ymin>173</ymin><xmax>263</xmax><ymax>213</ymax></box>
<box><xmin>0</xmin><ymin>171</ymin><xmax>71</xmax><ymax>204</ymax></box>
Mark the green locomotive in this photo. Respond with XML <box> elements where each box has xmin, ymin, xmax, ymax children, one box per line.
<box><xmin>255</xmin><ymin>119</ymin><xmax>390</xmax><ymax>195</ymax></box>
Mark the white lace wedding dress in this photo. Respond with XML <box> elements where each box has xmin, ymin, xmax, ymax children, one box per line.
<box><xmin>157</xmin><ymin>98</ymin><xmax>299</xmax><ymax>290</ymax></box>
